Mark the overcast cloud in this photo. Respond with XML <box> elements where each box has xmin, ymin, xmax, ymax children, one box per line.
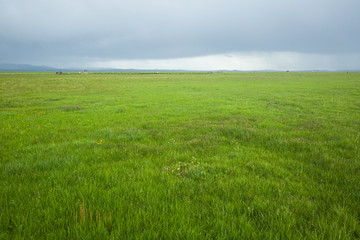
<box><xmin>1</xmin><ymin>0</ymin><xmax>360</xmax><ymax>70</ymax></box>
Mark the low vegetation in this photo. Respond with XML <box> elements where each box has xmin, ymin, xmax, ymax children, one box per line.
<box><xmin>0</xmin><ymin>72</ymin><xmax>359</xmax><ymax>239</ymax></box>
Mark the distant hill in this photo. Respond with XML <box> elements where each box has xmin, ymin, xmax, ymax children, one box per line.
<box><xmin>1</xmin><ymin>63</ymin><xmax>358</xmax><ymax>73</ymax></box>
<box><xmin>0</xmin><ymin>64</ymin><xmax>58</xmax><ymax>72</ymax></box>
<box><xmin>0</xmin><ymin>64</ymin><xmax>189</xmax><ymax>72</ymax></box>
<box><xmin>87</xmin><ymin>68</ymin><xmax>191</xmax><ymax>72</ymax></box>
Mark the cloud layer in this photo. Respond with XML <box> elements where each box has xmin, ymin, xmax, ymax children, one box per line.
<box><xmin>1</xmin><ymin>0</ymin><xmax>360</xmax><ymax>69</ymax></box>
<box><xmin>89</xmin><ymin>52</ymin><xmax>360</xmax><ymax>71</ymax></box>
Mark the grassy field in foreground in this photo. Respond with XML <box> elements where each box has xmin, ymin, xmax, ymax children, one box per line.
<box><xmin>0</xmin><ymin>72</ymin><xmax>359</xmax><ymax>239</ymax></box>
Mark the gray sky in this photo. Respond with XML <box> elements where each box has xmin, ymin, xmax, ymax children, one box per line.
<box><xmin>1</xmin><ymin>0</ymin><xmax>360</xmax><ymax>70</ymax></box>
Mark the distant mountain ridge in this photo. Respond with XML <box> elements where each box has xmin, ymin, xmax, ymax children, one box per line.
<box><xmin>0</xmin><ymin>64</ymin><xmax>193</xmax><ymax>72</ymax></box>
<box><xmin>0</xmin><ymin>63</ymin><xmax>358</xmax><ymax>72</ymax></box>
<box><xmin>0</xmin><ymin>63</ymin><xmax>60</xmax><ymax>71</ymax></box>
<box><xmin>0</xmin><ymin>64</ymin><xmax>186</xmax><ymax>72</ymax></box>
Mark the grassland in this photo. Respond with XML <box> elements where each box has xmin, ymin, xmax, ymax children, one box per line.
<box><xmin>0</xmin><ymin>72</ymin><xmax>359</xmax><ymax>239</ymax></box>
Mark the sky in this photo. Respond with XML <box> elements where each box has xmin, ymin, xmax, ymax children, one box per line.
<box><xmin>1</xmin><ymin>0</ymin><xmax>360</xmax><ymax>70</ymax></box>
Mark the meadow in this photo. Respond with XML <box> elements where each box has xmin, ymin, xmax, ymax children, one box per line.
<box><xmin>0</xmin><ymin>72</ymin><xmax>359</xmax><ymax>239</ymax></box>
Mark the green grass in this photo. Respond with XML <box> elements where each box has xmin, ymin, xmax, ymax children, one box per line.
<box><xmin>1</xmin><ymin>72</ymin><xmax>359</xmax><ymax>239</ymax></box>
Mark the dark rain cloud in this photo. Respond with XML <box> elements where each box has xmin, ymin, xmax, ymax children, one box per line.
<box><xmin>1</xmin><ymin>0</ymin><xmax>360</xmax><ymax>65</ymax></box>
